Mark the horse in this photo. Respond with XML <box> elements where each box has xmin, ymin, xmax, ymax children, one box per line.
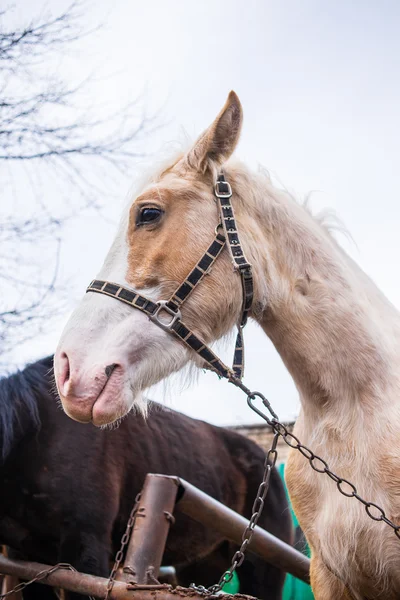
<box><xmin>54</xmin><ymin>90</ymin><xmax>400</xmax><ymax>599</ymax></box>
<box><xmin>0</xmin><ymin>355</ymin><xmax>292</xmax><ymax>600</ymax></box>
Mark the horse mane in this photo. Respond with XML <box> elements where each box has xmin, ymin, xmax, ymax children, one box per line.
<box><xmin>234</xmin><ymin>161</ymin><xmax>351</xmax><ymax>243</ymax></box>
<box><xmin>0</xmin><ymin>356</ymin><xmax>53</xmax><ymax>460</ymax></box>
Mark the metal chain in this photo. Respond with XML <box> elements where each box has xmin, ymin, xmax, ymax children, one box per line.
<box><xmin>104</xmin><ymin>492</ymin><xmax>142</xmax><ymax>600</ymax></box>
<box><xmin>0</xmin><ymin>563</ymin><xmax>77</xmax><ymax>599</ymax></box>
<box><xmin>190</xmin><ymin>431</ymin><xmax>280</xmax><ymax>596</ymax></box>
<box><xmin>191</xmin><ymin>382</ymin><xmax>400</xmax><ymax>597</ymax></box>
<box><xmin>246</xmin><ymin>392</ymin><xmax>400</xmax><ymax>540</ymax></box>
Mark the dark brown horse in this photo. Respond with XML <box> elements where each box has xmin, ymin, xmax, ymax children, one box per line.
<box><xmin>0</xmin><ymin>356</ymin><xmax>292</xmax><ymax>600</ymax></box>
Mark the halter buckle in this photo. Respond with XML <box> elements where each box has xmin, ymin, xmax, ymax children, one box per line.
<box><xmin>214</xmin><ymin>180</ymin><xmax>232</xmax><ymax>198</ymax></box>
<box><xmin>150</xmin><ymin>301</ymin><xmax>182</xmax><ymax>332</ymax></box>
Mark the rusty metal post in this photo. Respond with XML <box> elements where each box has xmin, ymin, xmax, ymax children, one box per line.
<box><xmin>120</xmin><ymin>474</ymin><xmax>179</xmax><ymax>584</ymax></box>
<box><xmin>176</xmin><ymin>477</ymin><xmax>311</xmax><ymax>584</ymax></box>
<box><xmin>2</xmin><ymin>574</ymin><xmax>23</xmax><ymax>600</ymax></box>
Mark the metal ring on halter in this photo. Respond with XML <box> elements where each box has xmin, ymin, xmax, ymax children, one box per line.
<box><xmin>149</xmin><ymin>301</ymin><xmax>182</xmax><ymax>332</ymax></box>
<box><xmin>215</xmin><ymin>222</ymin><xmax>224</xmax><ymax>235</ymax></box>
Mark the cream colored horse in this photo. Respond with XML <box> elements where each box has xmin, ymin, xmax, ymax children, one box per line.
<box><xmin>55</xmin><ymin>92</ymin><xmax>400</xmax><ymax>599</ymax></box>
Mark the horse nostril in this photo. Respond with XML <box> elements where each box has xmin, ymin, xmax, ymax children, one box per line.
<box><xmin>105</xmin><ymin>363</ymin><xmax>118</xmax><ymax>379</ymax></box>
<box><xmin>61</xmin><ymin>352</ymin><xmax>70</xmax><ymax>384</ymax></box>
<box><xmin>57</xmin><ymin>351</ymin><xmax>71</xmax><ymax>396</ymax></box>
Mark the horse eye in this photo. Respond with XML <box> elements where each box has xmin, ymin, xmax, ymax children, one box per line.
<box><xmin>138</xmin><ymin>207</ymin><xmax>162</xmax><ymax>225</ymax></box>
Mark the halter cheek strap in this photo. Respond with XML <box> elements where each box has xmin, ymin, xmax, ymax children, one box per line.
<box><xmin>86</xmin><ymin>173</ymin><xmax>253</xmax><ymax>381</ymax></box>
<box><xmin>215</xmin><ymin>174</ymin><xmax>253</xmax><ymax>377</ymax></box>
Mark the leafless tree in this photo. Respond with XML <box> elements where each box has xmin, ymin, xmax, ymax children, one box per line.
<box><xmin>0</xmin><ymin>2</ymin><xmax>154</xmax><ymax>364</ymax></box>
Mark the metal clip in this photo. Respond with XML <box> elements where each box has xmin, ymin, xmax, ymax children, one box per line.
<box><xmin>247</xmin><ymin>391</ymin><xmax>279</xmax><ymax>421</ymax></box>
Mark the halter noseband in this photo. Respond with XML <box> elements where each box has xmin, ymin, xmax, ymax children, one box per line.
<box><xmin>86</xmin><ymin>173</ymin><xmax>254</xmax><ymax>381</ymax></box>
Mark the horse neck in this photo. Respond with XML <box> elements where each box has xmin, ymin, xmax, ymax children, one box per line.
<box><xmin>237</xmin><ymin>168</ymin><xmax>400</xmax><ymax>426</ymax></box>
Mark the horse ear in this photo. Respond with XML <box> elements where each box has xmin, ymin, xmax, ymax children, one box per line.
<box><xmin>184</xmin><ymin>91</ymin><xmax>243</xmax><ymax>174</ymax></box>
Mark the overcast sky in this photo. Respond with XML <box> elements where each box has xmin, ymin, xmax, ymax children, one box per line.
<box><xmin>7</xmin><ymin>0</ymin><xmax>400</xmax><ymax>426</ymax></box>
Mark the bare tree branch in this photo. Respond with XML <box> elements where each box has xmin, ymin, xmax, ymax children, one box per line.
<box><xmin>0</xmin><ymin>2</ymin><xmax>156</xmax><ymax>362</ymax></box>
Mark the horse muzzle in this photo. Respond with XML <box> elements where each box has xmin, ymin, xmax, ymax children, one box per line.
<box><xmin>54</xmin><ymin>351</ymin><xmax>127</xmax><ymax>426</ymax></box>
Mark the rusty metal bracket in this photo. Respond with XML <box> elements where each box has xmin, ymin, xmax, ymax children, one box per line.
<box><xmin>126</xmin><ymin>583</ymin><xmax>172</xmax><ymax>590</ymax></box>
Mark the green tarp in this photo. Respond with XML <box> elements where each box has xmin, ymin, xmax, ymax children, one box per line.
<box><xmin>278</xmin><ymin>463</ymin><xmax>314</xmax><ymax>600</ymax></box>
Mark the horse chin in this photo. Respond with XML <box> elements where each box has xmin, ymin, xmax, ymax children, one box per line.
<box><xmin>62</xmin><ymin>403</ymin><xmax>94</xmax><ymax>424</ymax></box>
<box><xmin>90</xmin><ymin>369</ymin><xmax>133</xmax><ymax>427</ymax></box>
<box><xmin>59</xmin><ymin>389</ymin><xmax>128</xmax><ymax>427</ymax></box>
<box><xmin>88</xmin><ymin>355</ymin><xmax>162</xmax><ymax>426</ymax></box>
<box><xmin>91</xmin><ymin>394</ymin><xmax>129</xmax><ymax>427</ymax></box>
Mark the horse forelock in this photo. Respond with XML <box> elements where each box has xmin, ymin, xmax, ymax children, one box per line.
<box><xmin>0</xmin><ymin>357</ymin><xmax>51</xmax><ymax>461</ymax></box>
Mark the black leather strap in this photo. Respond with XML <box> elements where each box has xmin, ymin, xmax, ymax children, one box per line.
<box><xmin>166</xmin><ymin>232</ymin><xmax>226</xmax><ymax>312</ymax></box>
<box><xmin>87</xmin><ymin>280</ymin><xmax>158</xmax><ymax>315</ymax></box>
<box><xmin>86</xmin><ymin>173</ymin><xmax>254</xmax><ymax>382</ymax></box>
<box><xmin>215</xmin><ymin>173</ymin><xmax>253</xmax><ymax>377</ymax></box>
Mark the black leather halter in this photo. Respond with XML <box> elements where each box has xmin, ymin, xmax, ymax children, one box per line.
<box><xmin>87</xmin><ymin>173</ymin><xmax>254</xmax><ymax>381</ymax></box>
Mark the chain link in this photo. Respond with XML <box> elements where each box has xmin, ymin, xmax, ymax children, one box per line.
<box><xmin>104</xmin><ymin>492</ymin><xmax>142</xmax><ymax>600</ymax></box>
<box><xmin>0</xmin><ymin>563</ymin><xmax>77</xmax><ymax>599</ymax></box>
<box><xmin>190</xmin><ymin>431</ymin><xmax>280</xmax><ymax>596</ymax></box>
<box><xmin>247</xmin><ymin>392</ymin><xmax>400</xmax><ymax>540</ymax></box>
